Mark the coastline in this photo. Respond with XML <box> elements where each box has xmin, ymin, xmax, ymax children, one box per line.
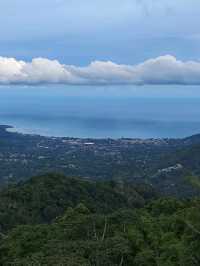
<box><xmin>1</xmin><ymin>124</ymin><xmax>199</xmax><ymax>144</ymax></box>
<box><xmin>0</xmin><ymin>124</ymin><xmax>199</xmax><ymax>198</ymax></box>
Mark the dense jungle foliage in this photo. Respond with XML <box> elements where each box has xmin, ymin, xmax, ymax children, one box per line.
<box><xmin>0</xmin><ymin>174</ymin><xmax>200</xmax><ymax>265</ymax></box>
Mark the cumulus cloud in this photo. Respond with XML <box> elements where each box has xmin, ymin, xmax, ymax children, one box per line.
<box><xmin>0</xmin><ymin>55</ymin><xmax>200</xmax><ymax>85</ymax></box>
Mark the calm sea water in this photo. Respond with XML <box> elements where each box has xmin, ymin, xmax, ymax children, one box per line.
<box><xmin>0</xmin><ymin>85</ymin><xmax>200</xmax><ymax>138</ymax></box>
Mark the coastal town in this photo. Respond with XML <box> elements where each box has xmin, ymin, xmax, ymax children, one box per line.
<box><xmin>0</xmin><ymin>125</ymin><xmax>190</xmax><ymax>185</ymax></box>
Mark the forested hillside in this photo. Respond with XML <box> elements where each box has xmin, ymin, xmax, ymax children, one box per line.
<box><xmin>0</xmin><ymin>174</ymin><xmax>200</xmax><ymax>265</ymax></box>
<box><xmin>0</xmin><ymin>173</ymin><xmax>156</xmax><ymax>232</ymax></box>
<box><xmin>1</xmin><ymin>128</ymin><xmax>200</xmax><ymax>265</ymax></box>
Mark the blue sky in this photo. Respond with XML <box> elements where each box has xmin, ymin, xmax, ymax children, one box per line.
<box><xmin>1</xmin><ymin>0</ymin><xmax>200</xmax><ymax>87</ymax></box>
<box><xmin>0</xmin><ymin>0</ymin><xmax>200</xmax><ymax>65</ymax></box>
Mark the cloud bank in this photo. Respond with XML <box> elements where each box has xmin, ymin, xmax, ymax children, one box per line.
<box><xmin>0</xmin><ymin>55</ymin><xmax>200</xmax><ymax>86</ymax></box>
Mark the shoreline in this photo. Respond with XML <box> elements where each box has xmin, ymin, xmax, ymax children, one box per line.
<box><xmin>0</xmin><ymin>124</ymin><xmax>197</xmax><ymax>142</ymax></box>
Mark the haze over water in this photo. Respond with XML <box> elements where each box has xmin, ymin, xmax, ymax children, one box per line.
<box><xmin>1</xmin><ymin>85</ymin><xmax>200</xmax><ymax>139</ymax></box>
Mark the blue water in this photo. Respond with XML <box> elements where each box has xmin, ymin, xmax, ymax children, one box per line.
<box><xmin>0</xmin><ymin>85</ymin><xmax>200</xmax><ymax>138</ymax></box>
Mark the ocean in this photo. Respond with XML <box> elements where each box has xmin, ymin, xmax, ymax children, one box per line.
<box><xmin>0</xmin><ymin>85</ymin><xmax>200</xmax><ymax>139</ymax></box>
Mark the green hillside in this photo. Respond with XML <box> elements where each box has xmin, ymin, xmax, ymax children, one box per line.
<box><xmin>0</xmin><ymin>173</ymin><xmax>156</xmax><ymax>232</ymax></box>
<box><xmin>1</xmin><ymin>195</ymin><xmax>200</xmax><ymax>265</ymax></box>
<box><xmin>0</xmin><ymin>173</ymin><xmax>200</xmax><ymax>265</ymax></box>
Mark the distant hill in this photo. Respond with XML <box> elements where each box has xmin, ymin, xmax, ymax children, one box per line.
<box><xmin>183</xmin><ymin>133</ymin><xmax>200</xmax><ymax>145</ymax></box>
<box><xmin>147</xmin><ymin>142</ymin><xmax>200</xmax><ymax>197</ymax></box>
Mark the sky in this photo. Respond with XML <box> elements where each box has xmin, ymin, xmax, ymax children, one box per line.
<box><xmin>0</xmin><ymin>0</ymin><xmax>200</xmax><ymax>86</ymax></box>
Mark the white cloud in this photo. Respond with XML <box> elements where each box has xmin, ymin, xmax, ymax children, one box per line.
<box><xmin>0</xmin><ymin>55</ymin><xmax>200</xmax><ymax>85</ymax></box>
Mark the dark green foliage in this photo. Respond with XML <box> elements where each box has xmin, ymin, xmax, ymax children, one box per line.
<box><xmin>1</xmin><ymin>199</ymin><xmax>200</xmax><ymax>265</ymax></box>
<box><xmin>0</xmin><ymin>173</ymin><xmax>155</xmax><ymax>232</ymax></box>
<box><xmin>0</xmin><ymin>174</ymin><xmax>200</xmax><ymax>265</ymax></box>
<box><xmin>0</xmin><ymin>206</ymin><xmax>135</xmax><ymax>265</ymax></box>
